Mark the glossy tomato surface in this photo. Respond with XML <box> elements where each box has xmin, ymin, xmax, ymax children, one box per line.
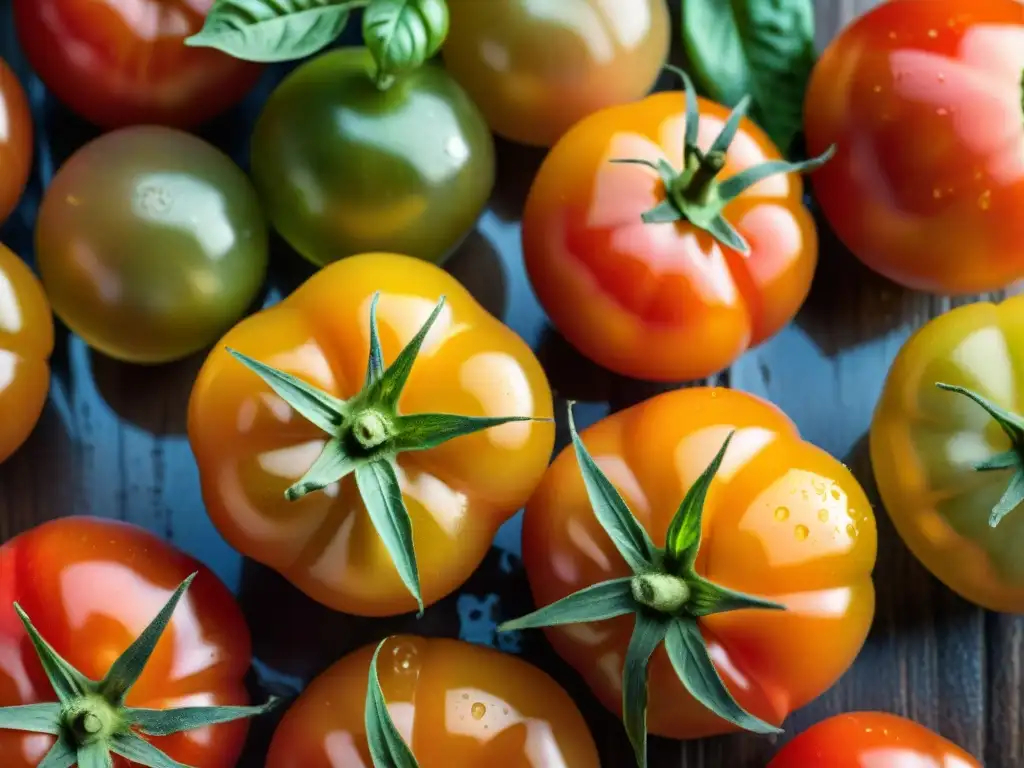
<box><xmin>12</xmin><ymin>0</ymin><xmax>263</xmax><ymax>128</ymax></box>
<box><xmin>443</xmin><ymin>0</ymin><xmax>670</xmax><ymax>147</ymax></box>
<box><xmin>266</xmin><ymin>636</ymin><xmax>600</xmax><ymax>767</ymax></box>
<box><xmin>35</xmin><ymin>126</ymin><xmax>268</xmax><ymax>364</ymax></box>
<box><xmin>0</xmin><ymin>243</ymin><xmax>52</xmax><ymax>464</ymax></box>
<box><xmin>768</xmin><ymin>712</ymin><xmax>980</xmax><ymax>767</ymax></box>
<box><xmin>188</xmin><ymin>253</ymin><xmax>555</xmax><ymax>617</ymax></box>
<box><xmin>804</xmin><ymin>0</ymin><xmax>1024</xmax><ymax>294</ymax></box>
<box><xmin>0</xmin><ymin>517</ymin><xmax>253</xmax><ymax>767</ymax></box>
<box><xmin>251</xmin><ymin>49</ymin><xmax>494</xmax><ymax>268</ymax></box>
<box><xmin>0</xmin><ymin>56</ymin><xmax>32</xmax><ymax>224</ymax></box>
<box><xmin>871</xmin><ymin>296</ymin><xmax>1024</xmax><ymax>612</ymax></box>
<box><xmin>523</xmin><ymin>91</ymin><xmax>819</xmax><ymax>381</ymax></box>
<box><xmin>523</xmin><ymin>387</ymin><xmax>877</xmax><ymax>738</ymax></box>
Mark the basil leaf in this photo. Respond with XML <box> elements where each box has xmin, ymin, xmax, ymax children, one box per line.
<box><xmin>186</xmin><ymin>0</ymin><xmax>363</xmax><ymax>62</ymax></box>
<box><xmin>363</xmin><ymin>0</ymin><xmax>449</xmax><ymax>81</ymax></box>
<box><xmin>365</xmin><ymin>639</ymin><xmax>420</xmax><ymax>768</ymax></box>
<box><xmin>622</xmin><ymin>613</ymin><xmax>670</xmax><ymax>768</ymax></box>
<box><xmin>498</xmin><ymin>578</ymin><xmax>637</xmax><ymax>632</ymax></box>
<box><xmin>682</xmin><ymin>0</ymin><xmax>816</xmax><ymax>154</ymax></box>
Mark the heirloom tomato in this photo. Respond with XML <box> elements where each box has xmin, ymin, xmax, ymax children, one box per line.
<box><xmin>871</xmin><ymin>296</ymin><xmax>1024</xmax><ymax>613</ymax></box>
<box><xmin>0</xmin><ymin>244</ymin><xmax>53</xmax><ymax>464</ymax></box>
<box><xmin>250</xmin><ymin>49</ymin><xmax>494</xmax><ymax>268</ymax></box>
<box><xmin>804</xmin><ymin>0</ymin><xmax>1024</xmax><ymax>294</ymax></box>
<box><xmin>266</xmin><ymin>635</ymin><xmax>599</xmax><ymax>767</ymax></box>
<box><xmin>12</xmin><ymin>0</ymin><xmax>262</xmax><ymax>128</ymax></box>
<box><xmin>768</xmin><ymin>712</ymin><xmax>979</xmax><ymax>768</ymax></box>
<box><xmin>0</xmin><ymin>517</ymin><xmax>267</xmax><ymax>768</ymax></box>
<box><xmin>35</xmin><ymin>126</ymin><xmax>268</xmax><ymax>364</ymax></box>
<box><xmin>442</xmin><ymin>0</ymin><xmax>671</xmax><ymax>147</ymax></box>
<box><xmin>522</xmin><ymin>71</ymin><xmax>830</xmax><ymax>381</ymax></box>
<box><xmin>188</xmin><ymin>252</ymin><xmax>554</xmax><ymax>617</ymax></box>
<box><xmin>518</xmin><ymin>387</ymin><xmax>877</xmax><ymax>747</ymax></box>
<box><xmin>0</xmin><ymin>58</ymin><xmax>32</xmax><ymax>224</ymax></box>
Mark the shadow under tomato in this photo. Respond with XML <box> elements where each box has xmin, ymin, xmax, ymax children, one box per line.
<box><xmin>489</xmin><ymin>137</ymin><xmax>548</xmax><ymax>225</ymax></box>
<box><xmin>444</xmin><ymin>226</ymin><xmax>508</xmax><ymax>319</ymax></box>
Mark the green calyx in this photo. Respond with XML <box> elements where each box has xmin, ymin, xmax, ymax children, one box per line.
<box><xmin>230</xmin><ymin>293</ymin><xmax>544</xmax><ymax>615</ymax></box>
<box><xmin>937</xmin><ymin>383</ymin><xmax>1024</xmax><ymax>526</ymax></box>
<box><xmin>364</xmin><ymin>638</ymin><xmax>420</xmax><ymax>768</ymax></box>
<box><xmin>498</xmin><ymin>405</ymin><xmax>784</xmax><ymax>768</ymax></box>
<box><xmin>0</xmin><ymin>574</ymin><xmax>276</xmax><ymax>768</ymax></box>
<box><xmin>612</xmin><ymin>65</ymin><xmax>835</xmax><ymax>255</ymax></box>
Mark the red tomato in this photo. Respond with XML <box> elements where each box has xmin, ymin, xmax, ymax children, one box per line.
<box><xmin>12</xmin><ymin>0</ymin><xmax>264</xmax><ymax>128</ymax></box>
<box><xmin>768</xmin><ymin>712</ymin><xmax>980</xmax><ymax>767</ymax></box>
<box><xmin>0</xmin><ymin>517</ymin><xmax>253</xmax><ymax>767</ymax></box>
<box><xmin>804</xmin><ymin>0</ymin><xmax>1024</xmax><ymax>294</ymax></box>
<box><xmin>0</xmin><ymin>57</ymin><xmax>32</xmax><ymax>223</ymax></box>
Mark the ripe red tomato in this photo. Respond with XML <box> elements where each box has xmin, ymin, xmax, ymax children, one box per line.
<box><xmin>0</xmin><ymin>517</ymin><xmax>254</xmax><ymax>767</ymax></box>
<box><xmin>0</xmin><ymin>57</ymin><xmax>32</xmax><ymax>223</ymax></box>
<box><xmin>768</xmin><ymin>712</ymin><xmax>980</xmax><ymax>767</ymax></box>
<box><xmin>804</xmin><ymin>0</ymin><xmax>1024</xmax><ymax>294</ymax></box>
<box><xmin>12</xmin><ymin>0</ymin><xmax>263</xmax><ymax>128</ymax></box>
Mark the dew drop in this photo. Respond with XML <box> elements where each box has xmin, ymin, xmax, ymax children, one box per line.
<box><xmin>847</xmin><ymin>523</ymin><xmax>858</xmax><ymax>538</ymax></box>
<box><xmin>888</xmin><ymin>31</ymin><xmax>897</xmax><ymax>40</ymax></box>
<box><xmin>795</xmin><ymin>525</ymin><xmax>809</xmax><ymax>541</ymax></box>
<box><xmin>872</xmin><ymin>84</ymin><xmax>882</xmax><ymax>93</ymax></box>
<box><xmin>937</xmin><ymin>73</ymin><xmax>946</xmax><ymax>82</ymax></box>
<box><xmin>503</xmin><ymin>707</ymin><xmax>509</xmax><ymax>716</ymax></box>
<box><xmin>830</xmin><ymin>487</ymin><xmax>841</xmax><ymax>501</ymax></box>
<box><xmin>472</xmin><ymin>702</ymin><xmax>487</xmax><ymax>720</ymax></box>
<box><xmin>978</xmin><ymin>190</ymin><xmax>992</xmax><ymax>210</ymax></box>
<box><xmin>775</xmin><ymin>506</ymin><xmax>790</xmax><ymax>522</ymax></box>
<box><xmin>928</xmin><ymin>29</ymin><xmax>938</xmax><ymax>38</ymax></box>
<box><xmin>818</xmin><ymin>509</ymin><xmax>830</xmax><ymax>522</ymax></box>
<box><xmin>933</xmin><ymin>187</ymin><xmax>944</xmax><ymax>199</ymax></box>
<box><xmin>391</xmin><ymin>641</ymin><xmax>419</xmax><ymax>673</ymax></box>
<box><xmin>462</xmin><ymin>693</ymin><xmax>470</xmax><ymax>700</ymax></box>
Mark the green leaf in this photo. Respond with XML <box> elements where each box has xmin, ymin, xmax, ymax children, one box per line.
<box><xmin>704</xmin><ymin>216</ymin><xmax>750</xmax><ymax>255</ymax></box>
<box><xmin>0</xmin><ymin>702</ymin><xmax>61</xmax><ymax>734</ymax></box>
<box><xmin>37</xmin><ymin>735</ymin><xmax>77</xmax><ymax>768</ymax></box>
<box><xmin>109</xmin><ymin>732</ymin><xmax>190</xmax><ymax>768</ymax></box>
<box><xmin>622</xmin><ymin>613</ymin><xmax>669</xmax><ymax>768</ymax></box>
<box><xmin>100</xmin><ymin>575</ymin><xmax>196</xmax><ymax>704</ymax></box>
<box><xmin>716</xmin><ymin>145</ymin><xmax>836</xmax><ymax>201</ymax></box>
<box><xmin>498</xmin><ymin>578</ymin><xmax>637</xmax><ymax>632</ymax></box>
<box><xmin>991</xmin><ymin>470</ymin><xmax>1024</xmax><ymax>527</ymax></box>
<box><xmin>185</xmin><ymin>0</ymin><xmax>364</xmax><ymax>62</ymax></box>
<box><xmin>228</xmin><ymin>348</ymin><xmax>348</xmax><ymax>436</ymax></box>
<box><xmin>365</xmin><ymin>639</ymin><xmax>420</xmax><ymax>768</ymax></box>
<box><xmin>686</xmin><ymin>574</ymin><xmax>785</xmax><ymax>617</ymax></box>
<box><xmin>76</xmin><ymin>740</ymin><xmax>114</xmax><ymax>768</ymax></box>
<box><xmin>567</xmin><ymin>404</ymin><xmax>656</xmax><ymax>573</ymax></box>
<box><xmin>367</xmin><ymin>297</ymin><xmax>446</xmax><ymax>408</ymax></box>
<box><xmin>664</xmin><ymin>65</ymin><xmax>701</xmax><ymax>161</ymax></box>
<box><xmin>707</xmin><ymin>97</ymin><xmax>752</xmax><ymax>156</ymax></box>
<box><xmin>640</xmin><ymin>200</ymin><xmax>684</xmax><ymax>225</ymax></box>
<box><xmin>681</xmin><ymin>0</ymin><xmax>816</xmax><ymax>153</ymax></box>
<box><xmin>355</xmin><ymin>460</ymin><xmax>423</xmax><ymax>613</ymax></box>
<box><xmin>936</xmin><ymin>383</ymin><xmax>1024</xmax><ymax>444</ymax></box>
<box><xmin>664</xmin><ymin>618</ymin><xmax>781</xmax><ymax>734</ymax></box>
<box><xmin>391</xmin><ymin>413</ymin><xmax>537</xmax><ymax>452</ymax></box>
<box><xmin>363</xmin><ymin>0</ymin><xmax>449</xmax><ymax>82</ymax></box>
<box><xmin>664</xmin><ymin>433</ymin><xmax>734</xmax><ymax>574</ymax></box>
<box><xmin>126</xmin><ymin>698</ymin><xmax>280</xmax><ymax>737</ymax></box>
<box><xmin>365</xmin><ymin>292</ymin><xmax>385</xmax><ymax>388</ymax></box>
<box><xmin>285</xmin><ymin>438</ymin><xmax>360</xmax><ymax>501</ymax></box>
<box><xmin>977</xmin><ymin>449</ymin><xmax>1021</xmax><ymax>472</ymax></box>
<box><xmin>14</xmin><ymin>605</ymin><xmax>93</xmax><ymax>704</ymax></box>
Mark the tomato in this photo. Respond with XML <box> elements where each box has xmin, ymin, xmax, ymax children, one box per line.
<box><xmin>0</xmin><ymin>244</ymin><xmax>53</xmax><ymax>464</ymax></box>
<box><xmin>768</xmin><ymin>712</ymin><xmax>979</xmax><ymax>767</ymax></box>
<box><xmin>266</xmin><ymin>635</ymin><xmax>599</xmax><ymax>767</ymax></box>
<box><xmin>0</xmin><ymin>57</ymin><xmax>32</xmax><ymax>224</ymax></box>
<box><xmin>871</xmin><ymin>296</ymin><xmax>1024</xmax><ymax>612</ymax></box>
<box><xmin>0</xmin><ymin>516</ymin><xmax>255</xmax><ymax>767</ymax></box>
<box><xmin>250</xmin><ymin>49</ymin><xmax>494</xmax><ymax>268</ymax></box>
<box><xmin>35</xmin><ymin>126</ymin><xmax>269</xmax><ymax>364</ymax></box>
<box><xmin>188</xmin><ymin>252</ymin><xmax>554</xmax><ymax>617</ymax></box>
<box><xmin>442</xmin><ymin>0</ymin><xmax>671</xmax><ymax>148</ymax></box>
<box><xmin>521</xmin><ymin>387</ymin><xmax>877</xmax><ymax>739</ymax></box>
<box><xmin>804</xmin><ymin>0</ymin><xmax>1024</xmax><ymax>294</ymax></box>
<box><xmin>522</xmin><ymin>84</ymin><xmax>823</xmax><ymax>382</ymax></box>
<box><xmin>12</xmin><ymin>0</ymin><xmax>263</xmax><ymax>129</ymax></box>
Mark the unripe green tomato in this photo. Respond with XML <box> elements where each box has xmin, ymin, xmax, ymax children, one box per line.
<box><xmin>250</xmin><ymin>48</ymin><xmax>496</xmax><ymax>268</ymax></box>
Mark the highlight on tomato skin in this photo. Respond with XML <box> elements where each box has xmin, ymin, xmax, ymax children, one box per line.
<box><xmin>0</xmin><ymin>56</ymin><xmax>32</xmax><ymax>224</ymax></box>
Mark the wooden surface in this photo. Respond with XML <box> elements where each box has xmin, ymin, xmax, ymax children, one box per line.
<box><xmin>1</xmin><ymin>1</ymin><xmax>1021</xmax><ymax>765</ymax></box>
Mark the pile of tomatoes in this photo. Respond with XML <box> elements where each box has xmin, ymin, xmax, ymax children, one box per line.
<box><xmin>0</xmin><ymin>0</ymin><xmax>1021</xmax><ymax>766</ymax></box>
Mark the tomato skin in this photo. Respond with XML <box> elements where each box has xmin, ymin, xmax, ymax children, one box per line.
<box><xmin>12</xmin><ymin>0</ymin><xmax>263</xmax><ymax>129</ymax></box>
<box><xmin>250</xmin><ymin>49</ymin><xmax>495</xmax><ymax>268</ymax></box>
<box><xmin>0</xmin><ymin>244</ymin><xmax>53</xmax><ymax>464</ymax></box>
<box><xmin>0</xmin><ymin>517</ymin><xmax>253</xmax><ymax>767</ymax></box>
<box><xmin>768</xmin><ymin>712</ymin><xmax>980</xmax><ymax>767</ymax></box>
<box><xmin>187</xmin><ymin>252</ymin><xmax>555</xmax><ymax>617</ymax></box>
<box><xmin>442</xmin><ymin>0</ymin><xmax>670</xmax><ymax>148</ymax></box>
<box><xmin>804</xmin><ymin>0</ymin><xmax>1024</xmax><ymax>294</ymax></box>
<box><xmin>522</xmin><ymin>387</ymin><xmax>877</xmax><ymax>738</ymax></box>
<box><xmin>0</xmin><ymin>58</ymin><xmax>32</xmax><ymax>224</ymax></box>
<box><xmin>522</xmin><ymin>92</ymin><xmax>818</xmax><ymax>381</ymax></box>
<box><xmin>870</xmin><ymin>296</ymin><xmax>1024</xmax><ymax>612</ymax></box>
<box><xmin>266</xmin><ymin>636</ymin><xmax>599</xmax><ymax>767</ymax></box>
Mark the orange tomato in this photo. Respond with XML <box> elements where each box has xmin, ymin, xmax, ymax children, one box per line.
<box><xmin>871</xmin><ymin>296</ymin><xmax>1024</xmax><ymax>612</ymax></box>
<box><xmin>804</xmin><ymin>0</ymin><xmax>1024</xmax><ymax>293</ymax></box>
<box><xmin>521</xmin><ymin>387</ymin><xmax>877</xmax><ymax>738</ymax></box>
<box><xmin>0</xmin><ymin>58</ymin><xmax>32</xmax><ymax>223</ymax></box>
<box><xmin>188</xmin><ymin>253</ymin><xmax>554</xmax><ymax>617</ymax></box>
<box><xmin>0</xmin><ymin>244</ymin><xmax>53</xmax><ymax>464</ymax></box>
<box><xmin>522</xmin><ymin>89</ymin><xmax>820</xmax><ymax>381</ymax></box>
<box><xmin>266</xmin><ymin>636</ymin><xmax>600</xmax><ymax>767</ymax></box>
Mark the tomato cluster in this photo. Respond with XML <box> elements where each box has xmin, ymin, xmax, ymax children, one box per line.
<box><xmin>0</xmin><ymin>0</ymin><xmax>1017</xmax><ymax>766</ymax></box>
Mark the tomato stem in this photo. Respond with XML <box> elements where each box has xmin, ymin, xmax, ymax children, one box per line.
<box><xmin>631</xmin><ymin>573</ymin><xmax>690</xmax><ymax>614</ymax></box>
<box><xmin>679</xmin><ymin>150</ymin><xmax>727</xmax><ymax>205</ymax></box>
<box><xmin>353</xmin><ymin>409</ymin><xmax>393</xmax><ymax>451</ymax></box>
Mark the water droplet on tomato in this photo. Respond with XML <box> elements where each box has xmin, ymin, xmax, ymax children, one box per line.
<box><xmin>847</xmin><ymin>523</ymin><xmax>858</xmax><ymax>539</ymax></box>
<box><xmin>831</xmin><ymin>487</ymin><xmax>841</xmax><ymax>501</ymax></box>
<box><xmin>391</xmin><ymin>641</ymin><xmax>419</xmax><ymax>673</ymax></box>
<box><xmin>818</xmin><ymin>509</ymin><xmax>829</xmax><ymax>522</ymax></box>
<box><xmin>928</xmin><ymin>29</ymin><xmax>938</xmax><ymax>38</ymax></box>
<box><xmin>794</xmin><ymin>525</ymin><xmax>809</xmax><ymax>541</ymax></box>
<box><xmin>978</xmin><ymin>190</ymin><xmax>992</xmax><ymax>210</ymax></box>
<box><xmin>774</xmin><ymin>506</ymin><xmax>790</xmax><ymax>522</ymax></box>
<box><xmin>472</xmin><ymin>702</ymin><xmax>487</xmax><ymax>720</ymax></box>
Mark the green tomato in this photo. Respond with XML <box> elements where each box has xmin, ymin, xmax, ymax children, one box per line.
<box><xmin>250</xmin><ymin>48</ymin><xmax>495</xmax><ymax>268</ymax></box>
<box><xmin>36</xmin><ymin>126</ymin><xmax>268</xmax><ymax>364</ymax></box>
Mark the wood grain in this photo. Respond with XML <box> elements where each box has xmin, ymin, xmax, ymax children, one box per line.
<box><xmin>1</xmin><ymin>0</ymin><xmax>1021</xmax><ymax>765</ymax></box>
